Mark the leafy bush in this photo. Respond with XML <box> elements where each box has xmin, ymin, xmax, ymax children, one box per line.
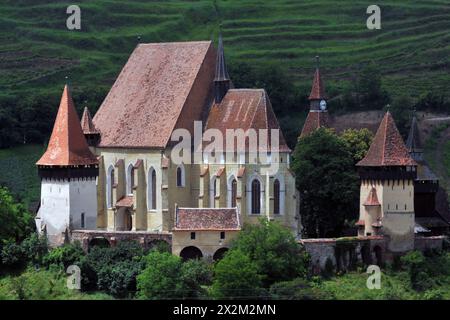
<box><xmin>79</xmin><ymin>241</ymin><xmax>145</xmax><ymax>297</ymax></box>
<box><xmin>269</xmin><ymin>278</ymin><xmax>327</xmax><ymax>300</ymax></box>
<box><xmin>180</xmin><ymin>259</ymin><xmax>213</xmax><ymax>298</ymax></box>
<box><xmin>43</xmin><ymin>242</ymin><xmax>84</xmax><ymax>269</ymax></box>
<box><xmin>211</xmin><ymin>250</ymin><xmax>264</xmax><ymax>299</ymax></box>
<box><xmin>1</xmin><ymin>233</ymin><xmax>47</xmax><ymax>269</ymax></box>
<box><xmin>231</xmin><ymin>220</ymin><xmax>310</xmax><ymax>285</ymax></box>
<box><xmin>137</xmin><ymin>251</ymin><xmax>184</xmax><ymax>299</ymax></box>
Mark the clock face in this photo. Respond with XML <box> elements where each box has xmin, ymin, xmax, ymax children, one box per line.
<box><xmin>320</xmin><ymin>100</ymin><xmax>327</xmax><ymax>110</ymax></box>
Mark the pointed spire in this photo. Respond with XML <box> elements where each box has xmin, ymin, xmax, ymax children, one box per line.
<box><xmin>36</xmin><ymin>85</ymin><xmax>98</xmax><ymax>167</ymax></box>
<box><xmin>406</xmin><ymin>111</ymin><xmax>422</xmax><ymax>154</ymax></box>
<box><xmin>357</xmin><ymin>111</ymin><xmax>416</xmax><ymax>167</ymax></box>
<box><xmin>81</xmin><ymin>106</ymin><xmax>99</xmax><ymax>135</ymax></box>
<box><xmin>214</xmin><ymin>33</ymin><xmax>231</xmax><ymax>103</ymax></box>
<box><xmin>308</xmin><ymin>56</ymin><xmax>326</xmax><ymax>101</ymax></box>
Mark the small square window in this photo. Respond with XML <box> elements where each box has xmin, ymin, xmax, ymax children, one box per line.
<box><xmin>190</xmin><ymin>232</ymin><xmax>196</xmax><ymax>240</ymax></box>
<box><xmin>220</xmin><ymin>232</ymin><xmax>225</xmax><ymax>240</ymax></box>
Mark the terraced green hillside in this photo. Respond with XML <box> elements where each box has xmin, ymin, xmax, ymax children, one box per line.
<box><xmin>1</xmin><ymin>0</ymin><xmax>450</xmax><ymax>101</ymax></box>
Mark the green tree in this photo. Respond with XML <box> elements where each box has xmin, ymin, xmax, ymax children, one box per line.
<box><xmin>340</xmin><ymin>128</ymin><xmax>373</xmax><ymax>163</ymax></box>
<box><xmin>231</xmin><ymin>220</ymin><xmax>309</xmax><ymax>285</ymax></box>
<box><xmin>0</xmin><ymin>187</ymin><xmax>34</xmax><ymax>243</ymax></box>
<box><xmin>292</xmin><ymin>128</ymin><xmax>359</xmax><ymax>237</ymax></box>
<box><xmin>137</xmin><ymin>251</ymin><xmax>184</xmax><ymax>299</ymax></box>
<box><xmin>211</xmin><ymin>250</ymin><xmax>263</xmax><ymax>299</ymax></box>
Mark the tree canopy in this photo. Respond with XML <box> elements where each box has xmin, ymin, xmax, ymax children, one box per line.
<box><xmin>292</xmin><ymin>128</ymin><xmax>360</xmax><ymax>237</ymax></box>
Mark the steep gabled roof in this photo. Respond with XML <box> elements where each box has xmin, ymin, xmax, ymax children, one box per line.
<box><xmin>357</xmin><ymin>112</ymin><xmax>416</xmax><ymax>167</ymax></box>
<box><xmin>300</xmin><ymin>111</ymin><xmax>330</xmax><ymax>138</ymax></box>
<box><xmin>364</xmin><ymin>188</ymin><xmax>381</xmax><ymax>206</ymax></box>
<box><xmin>205</xmin><ymin>89</ymin><xmax>290</xmax><ymax>152</ymax></box>
<box><xmin>93</xmin><ymin>41</ymin><xmax>215</xmax><ymax>148</ymax></box>
<box><xmin>36</xmin><ymin>85</ymin><xmax>98</xmax><ymax>167</ymax></box>
<box><xmin>174</xmin><ymin>207</ymin><xmax>240</xmax><ymax>231</ymax></box>
<box><xmin>308</xmin><ymin>68</ymin><xmax>326</xmax><ymax>101</ymax></box>
<box><xmin>81</xmin><ymin>107</ymin><xmax>99</xmax><ymax>135</ymax></box>
<box><xmin>406</xmin><ymin>114</ymin><xmax>422</xmax><ymax>153</ymax></box>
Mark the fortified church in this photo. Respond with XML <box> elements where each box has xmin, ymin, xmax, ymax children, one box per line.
<box><xmin>35</xmin><ymin>37</ymin><xmax>448</xmax><ymax>264</ymax></box>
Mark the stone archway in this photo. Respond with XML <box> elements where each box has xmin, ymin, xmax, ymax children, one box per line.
<box><xmin>88</xmin><ymin>237</ymin><xmax>110</xmax><ymax>251</ymax></box>
<box><xmin>213</xmin><ymin>247</ymin><xmax>229</xmax><ymax>261</ymax></box>
<box><xmin>179</xmin><ymin>246</ymin><xmax>203</xmax><ymax>261</ymax></box>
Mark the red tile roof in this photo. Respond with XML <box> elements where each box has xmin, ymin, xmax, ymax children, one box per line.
<box><xmin>80</xmin><ymin>107</ymin><xmax>99</xmax><ymax>135</ymax></box>
<box><xmin>300</xmin><ymin>111</ymin><xmax>330</xmax><ymax>138</ymax></box>
<box><xmin>364</xmin><ymin>188</ymin><xmax>381</xmax><ymax>206</ymax></box>
<box><xmin>205</xmin><ymin>89</ymin><xmax>290</xmax><ymax>152</ymax></box>
<box><xmin>36</xmin><ymin>85</ymin><xmax>98</xmax><ymax>167</ymax></box>
<box><xmin>116</xmin><ymin>196</ymin><xmax>133</xmax><ymax>207</ymax></box>
<box><xmin>174</xmin><ymin>207</ymin><xmax>240</xmax><ymax>231</ymax></box>
<box><xmin>357</xmin><ymin>112</ymin><xmax>416</xmax><ymax>167</ymax></box>
<box><xmin>309</xmin><ymin>68</ymin><xmax>326</xmax><ymax>101</ymax></box>
<box><xmin>93</xmin><ymin>41</ymin><xmax>215</xmax><ymax>148</ymax></box>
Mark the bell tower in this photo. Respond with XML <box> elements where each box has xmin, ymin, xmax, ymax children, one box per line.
<box><xmin>35</xmin><ymin>85</ymin><xmax>99</xmax><ymax>246</ymax></box>
<box><xmin>300</xmin><ymin>56</ymin><xmax>330</xmax><ymax>138</ymax></box>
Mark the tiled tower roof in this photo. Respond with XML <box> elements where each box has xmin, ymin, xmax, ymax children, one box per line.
<box><xmin>406</xmin><ymin>114</ymin><xmax>422</xmax><ymax>153</ymax></box>
<box><xmin>308</xmin><ymin>67</ymin><xmax>326</xmax><ymax>101</ymax></box>
<box><xmin>364</xmin><ymin>188</ymin><xmax>381</xmax><ymax>206</ymax></box>
<box><xmin>357</xmin><ymin>112</ymin><xmax>416</xmax><ymax>167</ymax></box>
<box><xmin>36</xmin><ymin>85</ymin><xmax>98</xmax><ymax>167</ymax></box>
<box><xmin>214</xmin><ymin>34</ymin><xmax>230</xmax><ymax>82</ymax></box>
<box><xmin>81</xmin><ymin>107</ymin><xmax>99</xmax><ymax>135</ymax></box>
<box><xmin>300</xmin><ymin>111</ymin><xmax>330</xmax><ymax>138</ymax></box>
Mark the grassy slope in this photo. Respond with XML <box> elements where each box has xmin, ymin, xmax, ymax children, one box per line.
<box><xmin>1</xmin><ymin>0</ymin><xmax>450</xmax><ymax>101</ymax></box>
<box><xmin>0</xmin><ymin>144</ymin><xmax>43</xmax><ymax>206</ymax></box>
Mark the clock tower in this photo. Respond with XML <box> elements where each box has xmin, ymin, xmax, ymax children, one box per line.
<box><xmin>300</xmin><ymin>56</ymin><xmax>330</xmax><ymax>138</ymax></box>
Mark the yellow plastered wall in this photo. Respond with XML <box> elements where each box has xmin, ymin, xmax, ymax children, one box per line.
<box><xmin>172</xmin><ymin>230</ymin><xmax>239</xmax><ymax>258</ymax></box>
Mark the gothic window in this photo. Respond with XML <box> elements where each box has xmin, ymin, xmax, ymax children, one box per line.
<box><xmin>126</xmin><ymin>164</ymin><xmax>134</xmax><ymax>195</ymax></box>
<box><xmin>231</xmin><ymin>179</ymin><xmax>237</xmax><ymax>208</ymax></box>
<box><xmin>210</xmin><ymin>177</ymin><xmax>217</xmax><ymax>208</ymax></box>
<box><xmin>176</xmin><ymin>165</ymin><xmax>185</xmax><ymax>187</ymax></box>
<box><xmin>107</xmin><ymin>166</ymin><xmax>115</xmax><ymax>208</ymax></box>
<box><xmin>147</xmin><ymin>168</ymin><xmax>157</xmax><ymax>211</ymax></box>
<box><xmin>274</xmin><ymin>179</ymin><xmax>280</xmax><ymax>214</ymax></box>
<box><xmin>251</xmin><ymin>179</ymin><xmax>261</xmax><ymax>214</ymax></box>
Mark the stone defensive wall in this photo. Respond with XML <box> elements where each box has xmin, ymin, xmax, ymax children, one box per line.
<box><xmin>70</xmin><ymin>229</ymin><xmax>172</xmax><ymax>252</ymax></box>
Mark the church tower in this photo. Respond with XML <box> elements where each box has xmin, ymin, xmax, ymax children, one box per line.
<box><xmin>35</xmin><ymin>85</ymin><xmax>99</xmax><ymax>246</ymax></box>
<box><xmin>300</xmin><ymin>56</ymin><xmax>330</xmax><ymax>138</ymax></box>
<box><xmin>356</xmin><ymin>112</ymin><xmax>417</xmax><ymax>253</ymax></box>
<box><xmin>214</xmin><ymin>34</ymin><xmax>231</xmax><ymax>103</ymax></box>
<box><xmin>81</xmin><ymin>106</ymin><xmax>100</xmax><ymax>148</ymax></box>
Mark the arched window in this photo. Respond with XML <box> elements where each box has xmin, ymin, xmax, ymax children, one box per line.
<box><xmin>251</xmin><ymin>179</ymin><xmax>261</xmax><ymax>214</ymax></box>
<box><xmin>147</xmin><ymin>168</ymin><xmax>157</xmax><ymax>211</ymax></box>
<box><xmin>176</xmin><ymin>165</ymin><xmax>185</xmax><ymax>187</ymax></box>
<box><xmin>106</xmin><ymin>165</ymin><xmax>115</xmax><ymax>208</ymax></box>
<box><xmin>126</xmin><ymin>164</ymin><xmax>134</xmax><ymax>195</ymax></box>
<box><xmin>231</xmin><ymin>179</ymin><xmax>237</xmax><ymax>207</ymax></box>
<box><xmin>274</xmin><ymin>179</ymin><xmax>280</xmax><ymax>214</ymax></box>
